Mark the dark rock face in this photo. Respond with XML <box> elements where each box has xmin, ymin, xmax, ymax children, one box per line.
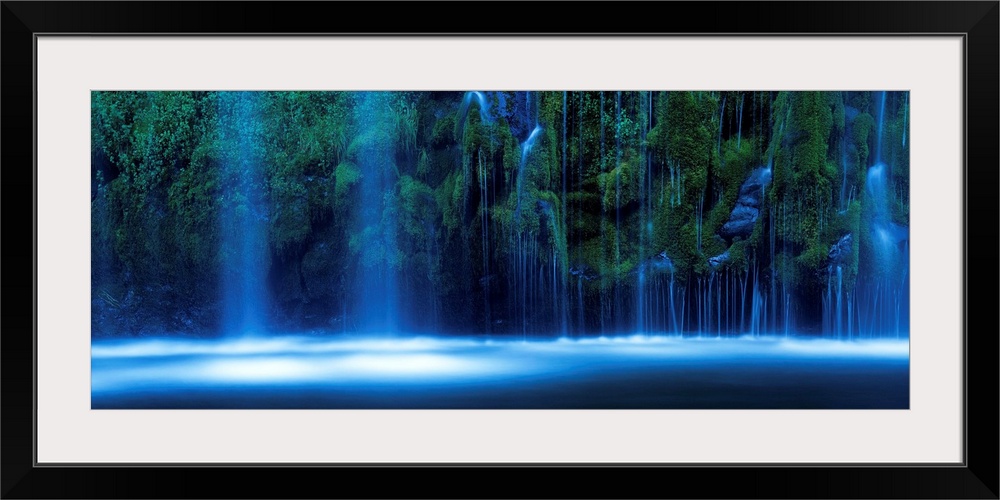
<box><xmin>298</xmin><ymin>241</ymin><xmax>338</xmax><ymax>326</ymax></box>
<box><xmin>720</xmin><ymin>167</ymin><xmax>771</xmax><ymax>240</ymax></box>
<box><xmin>828</xmin><ymin>234</ymin><xmax>853</xmax><ymax>265</ymax></box>
<box><xmin>91</xmin><ymin>283</ymin><xmax>215</xmax><ymax>337</ymax></box>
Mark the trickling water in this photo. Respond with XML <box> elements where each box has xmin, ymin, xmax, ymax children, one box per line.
<box><xmin>508</xmin><ymin>93</ymin><xmax>547</xmax><ymax>339</ymax></box>
<box><xmin>822</xmin><ymin>157</ymin><xmax>908</xmax><ymax>339</ymax></box>
<box><xmin>835</xmin><ymin>266</ymin><xmax>843</xmax><ymax>339</ymax></box>
<box><xmin>737</xmin><ymin>93</ymin><xmax>745</xmax><ymax>150</ymax></box>
<box><xmin>479</xmin><ymin>152</ymin><xmax>491</xmax><ymax>333</ymax></box>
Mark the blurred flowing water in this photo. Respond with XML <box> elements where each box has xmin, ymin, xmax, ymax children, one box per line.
<box><xmin>92</xmin><ymin>335</ymin><xmax>908</xmax><ymax>409</ymax></box>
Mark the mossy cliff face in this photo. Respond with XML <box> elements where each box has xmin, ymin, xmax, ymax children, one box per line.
<box><xmin>91</xmin><ymin>91</ymin><xmax>909</xmax><ymax>336</ymax></box>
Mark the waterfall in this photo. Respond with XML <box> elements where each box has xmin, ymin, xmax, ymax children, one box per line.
<box><xmin>861</xmin><ymin>161</ymin><xmax>909</xmax><ymax>336</ymax></box>
<box><xmin>875</xmin><ymin>90</ymin><xmax>887</xmax><ymax>163</ymax></box>
<box><xmin>509</xmin><ymin>91</ymin><xmax>547</xmax><ymax>338</ymax></box>
<box><xmin>220</xmin><ymin>92</ymin><xmax>268</xmax><ymax>336</ymax></box>
<box><xmin>351</xmin><ymin>92</ymin><xmax>401</xmax><ymax>333</ymax></box>
<box><xmin>835</xmin><ymin>266</ymin><xmax>843</xmax><ymax>339</ymax></box>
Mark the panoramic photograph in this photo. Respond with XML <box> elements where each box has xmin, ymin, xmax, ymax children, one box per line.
<box><xmin>91</xmin><ymin>90</ymin><xmax>910</xmax><ymax>408</ymax></box>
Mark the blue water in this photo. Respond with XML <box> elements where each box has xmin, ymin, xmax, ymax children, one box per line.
<box><xmin>91</xmin><ymin>335</ymin><xmax>908</xmax><ymax>409</ymax></box>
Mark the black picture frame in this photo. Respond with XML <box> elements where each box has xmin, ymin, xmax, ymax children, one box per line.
<box><xmin>3</xmin><ymin>2</ymin><xmax>997</xmax><ymax>498</ymax></box>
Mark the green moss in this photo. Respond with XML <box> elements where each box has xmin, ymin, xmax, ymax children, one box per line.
<box><xmin>269</xmin><ymin>176</ymin><xmax>310</xmax><ymax>253</ymax></box>
<box><xmin>797</xmin><ymin>240</ymin><xmax>828</xmax><ymax>270</ymax></box>
<box><xmin>334</xmin><ymin>162</ymin><xmax>360</xmax><ymax>200</ymax></box>
<box><xmin>397</xmin><ymin>175</ymin><xmax>435</xmax><ymax>239</ymax></box>
<box><xmin>852</xmin><ymin>112</ymin><xmax>875</xmax><ymax>168</ymax></box>
<box><xmin>416</xmin><ymin>149</ymin><xmax>431</xmax><ymax>178</ymax></box>
<box><xmin>599</xmin><ymin>158</ymin><xmax>640</xmax><ymax>212</ymax></box>
<box><xmin>726</xmin><ymin>238</ymin><xmax>749</xmax><ymax>270</ymax></box>
<box><xmin>433</xmin><ymin>113</ymin><xmax>456</xmax><ymax>147</ymax></box>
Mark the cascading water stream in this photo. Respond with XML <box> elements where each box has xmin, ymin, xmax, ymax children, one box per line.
<box><xmin>514</xmin><ymin>125</ymin><xmax>544</xmax><ymax>220</ymax></box>
<box><xmin>876</xmin><ymin>90</ymin><xmax>887</xmax><ymax>163</ymax></box>
<box><xmin>220</xmin><ymin>91</ymin><xmax>268</xmax><ymax>337</ymax></box>
<box><xmin>509</xmin><ymin>98</ymin><xmax>545</xmax><ymax>339</ymax></box>
<box><xmin>351</xmin><ymin>92</ymin><xmax>401</xmax><ymax>333</ymax></box>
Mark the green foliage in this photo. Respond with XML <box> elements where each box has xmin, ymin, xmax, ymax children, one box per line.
<box><xmin>771</xmin><ymin>92</ymin><xmax>835</xmax><ymax>246</ymax></box>
<box><xmin>432</xmin><ymin>113</ymin><xmax>456</xmax><ymax>147</ymax></box>
<box><xmin>397</xmin><ymin>175</ymin><xmax>436</xmax><ymax>239</ymax></box>
<box><xmin>797</xmin><ymin>240</ymin><xmax>829</xmax><ymax>271</ymax></box>
<box><xmin>416</xmin><ymin>149</ymin><xmax>431</xmax><ymax>178</ymax></box>
<box><xmin>726</xmin><ymin>238</ymin><xmax>750</xmax><ymax>270</ymax></box>
<box><xmin>436</xmin><ymin>172</ymin><xmax>462</xmax><ymax>238</ymax></box>
<box><xmin>852</xmin><ymin>112</ymin><xmax>876</xmax><ymax>170</ymax></box>
<box><xmin>268</xmin><ymin>172</ymin><xmax>310</xmax><ymax>253</ymax></box>
<box><xmin>830</xmin><ymin>92</ymin><xmax>846</xmax><ymax>133</ymax></box>
<box><xmin>599</xmin><ymin>158</ymin><xmax>639</xmax><ymax>211</ymax></box>
<box><xmin>334</xmin><ymin>162</ymin><xmax>361</xmax><ymax>200</ymax></box>
<box><xmin>665</xmin><ymin>91</ymin><xmax>713</xmax><ymax>193</ymax></box>
<box><xmin>166</xmin><ymin>145</ymin><xmax>220</xmax><ymax>268</ymax></box>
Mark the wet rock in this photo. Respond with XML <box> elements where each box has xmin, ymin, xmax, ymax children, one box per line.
<box><xmin>708</xmin><ymin>251</ymin><xmax>730</xmax><ymax>268</ymax></box>
<box><xmin>720</xmin><ymin>167</ymin><xmax>771</xmax><ymax>240</ymax></box>
<box><xmin>641</xmin><ymin>250</ymin><xmax>674</xmax><ymax>273</ymax></box>
<box><xmin>649</xmin><ymin>251</ymin><xmax>674</xmax><ymax>273</ymax></box>
<box><xmin>634</xmin><ymin>250</ymin><xmax>674</xmax><ymax>276</ymax></box>
<box><xmin>828</xmin><ymin>234</ymin><xmax>853</xmax><ymax>264</ymax></box>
